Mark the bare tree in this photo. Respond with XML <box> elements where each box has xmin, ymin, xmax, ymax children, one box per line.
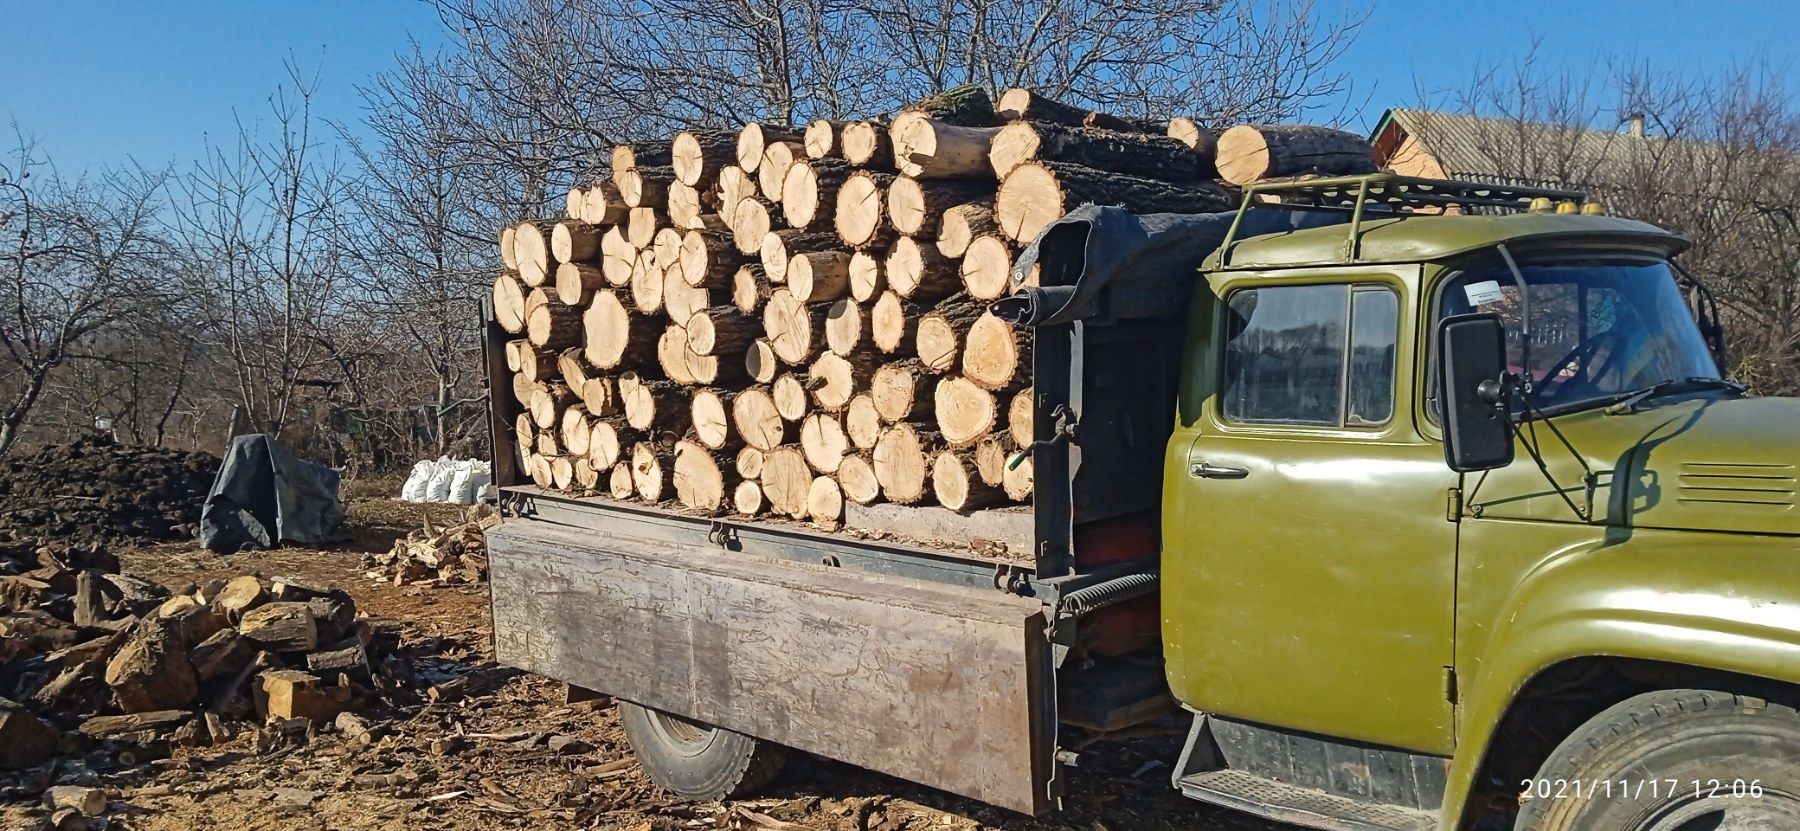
<box><xmin>0</xmin><ymin>130</ymin><xmax>172</xmax><ymax>457</ymax></box>
<box><xmin>1420</xmin><ymin>54</ymin><xmax>1800</xmax><ymax>394</ymax></box>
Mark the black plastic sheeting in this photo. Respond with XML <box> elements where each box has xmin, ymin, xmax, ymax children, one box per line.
<box><xmin>200</xmin><ymin>434</ymin><xmax>350</xmax><ymax>553</ymax></box>
<box><xmin>994</xmin><ymin>204</ymin><xmax>1347</xmax><ymax>327</ymax></box>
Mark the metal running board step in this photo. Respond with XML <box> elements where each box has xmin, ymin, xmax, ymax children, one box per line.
<box><xmin>1178</xmin><ymin>769</ymin><xmax>1437</xmax><ymax>831</ymax></box>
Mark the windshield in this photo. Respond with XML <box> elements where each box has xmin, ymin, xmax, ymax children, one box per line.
<box><xmin>1438</xmin><ymin>254</ymin><xmax>1720</xmax><ymax>413</ymax></box>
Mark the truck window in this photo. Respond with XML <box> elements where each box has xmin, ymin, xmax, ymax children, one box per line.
<box><xmin>1221</xmin><ymin>284</ymin><xmax>1398</xmax><ymax>428</ymax></box>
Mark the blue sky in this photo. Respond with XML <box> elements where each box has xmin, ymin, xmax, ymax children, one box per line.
<box><xmin>3</xmin><ymin>0</ymin><xmax>1797</xmax><ymax>175</ymax></box>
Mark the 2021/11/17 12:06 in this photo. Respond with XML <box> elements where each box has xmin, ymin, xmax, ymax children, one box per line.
<box><xmin>1522</xmin><ymin>779</ymin><xmax>1766</xmax><ymax>801</ymax></box>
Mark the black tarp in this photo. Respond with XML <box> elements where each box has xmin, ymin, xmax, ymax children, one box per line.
<box><xmin>199</xmin><ymin>434</ymin><xmax>350</xmax><ymax>553</ymax></box>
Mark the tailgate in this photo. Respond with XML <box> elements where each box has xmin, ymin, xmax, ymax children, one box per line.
<box><xmin>488</xmin><ymin>520</ymin><xmax>1058</xmax><ymax>814</ymax></box>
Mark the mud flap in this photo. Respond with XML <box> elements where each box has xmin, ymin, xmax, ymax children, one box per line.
<box><xmin>488</xmin><ymin>522</ymin><xmax>1059</xmax><ymax>815</ymax></box>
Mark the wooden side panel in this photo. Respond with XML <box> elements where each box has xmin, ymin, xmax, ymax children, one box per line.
<box><xmin>488</xmin><ymin>521</ymin><xmax>1055</xmax><ymax>814</ymax></box>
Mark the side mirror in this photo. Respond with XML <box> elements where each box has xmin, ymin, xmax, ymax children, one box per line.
<box><xmin>1437</xmin><ymin>313</ymin><xmax>1514</xmax><ymax>472</ymax></box>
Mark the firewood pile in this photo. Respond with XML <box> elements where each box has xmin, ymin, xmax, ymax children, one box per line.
<box><xmin>0</xmin><ymin>569</ymin><xmax>412</xmax><ymax>775</ymax></box>
<box><xmin>366</xmin><ymin>510</ymin><xmax>498</xmax><ymax>586</ymax></box>
<box><xmin>492</xmin><ymin>85</ymin><xmax>1374</xmax><ymax>530</ymax></box>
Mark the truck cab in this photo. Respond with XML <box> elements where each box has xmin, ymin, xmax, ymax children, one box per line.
<box><xmin>1159</xmin><ymin>176</ymin><xmax>1800</xmax><ymax>830</ymax></box>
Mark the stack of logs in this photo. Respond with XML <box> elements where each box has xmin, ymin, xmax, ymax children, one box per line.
<box><xmin>491</xmin><ymin>85</ymin><xmax>1373</xmax><ymax>530</ymax></box>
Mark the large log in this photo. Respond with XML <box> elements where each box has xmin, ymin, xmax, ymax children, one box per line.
<box><xmin>730</xmin><ymin>387</ymin><xmax>787</xmax><ymax>451</ymax></box>
<box><xmin>916</xmin><ymin>294</ymin><xmax>983</xmax><ymax>373</ymax></box>
<box><xmin>730</xmin><ymin>198</ymin><xmax>774</xmax><ymax>255</ymax></box>
<box><xmin>600</xmin><ymin>227</ymin><xmax>637</xmax><ymax>286</ymax></box>
<box><xmin>885</xmin><ymin>177</ymin><xmax>991</xmax><ymax>237</ymax></box>
<box><xmin>629</xmin><ymin>254</ymin><xmax>665</xmax><ymax>314</ymax></box>
<box><xmin>760</xmin><ymin>446</ymin><xmax>812</xmax><ymax>518</ymax></box>
<box><xmin>667</xmin><ymin>181</ymin><xmax>707</xmax><ymax>230</ymax></box>
<box><xmin>515</xmin><ymin>342</ymin><xmax>557</xmax><ymax>383</ymax></box>
<box><xmin>621</xmin><ymin>376</ymin><xmax>690</xmax><ymax>434</ymax></box>
<box><xmin>988</xmin><ymin>121</ymin><xmax>1199</xmax><ymax>181</ymax></box>
<box><xmin>962</xmin><ymin>311</ymin><xmax>1030</xmax><ymax>391</ymax></box>
<box><xmin>492</xmin><ymin>272</ymin><xmax>528</xmax><ymax>333</ymax></box>
<box><xmin>679</xmin><ymin>228</ymin><xmax>740</xmax><ymax>288</ymax></box>
<box><xmin>685</xmin><ymin>306</ymin><xmax>760</xmax><ymax>357</ymax></box>
<box><xmin>870</xmin><ymin>360</ymin><xmax>933</xmax><ymax>422</ymax></box>
<box><xmin>613</xmin><ymin>141</ymin><xmax>673</xmax><ymax>172</ymax></box>
<box><xmin>662</xmin><ymin>267</ymin><xmax>713</xmax><ymax>326</ymax></box>
<box><xmin>757</xmin><ymin>140</ymin><xmax>805</xmax><ymax>200</ymax></box>
<box><xmin>932</xmin><ymin>451</ymin><xmax>1008</xmax><ymax>512</ymax></box>
<box><xmin>833</xmin><ymin>171</ymin><xmax>894</xmax><ymax>249</ymax></box>
<box><xmin>652</xmin><ymin>226</ymin><xmax>685</xmax><ymax>271</ymax></box>
<box><xmin>760</xmin><ymin>229</ymin><xmax>839</xmax><ymax>284</ymax></box>
<box><xmin>1008</xmin><ymin>388</ymin><xmax>1034</xmax><ymax>447</ymax></box>
<box><xmin>673</xmin><ymin>439</ymin><xmax>738</xmax><ymax>514</ymax></box>
<box><xmin>554</xmin><ymin>262</ymin><xmax>605</xmax><ymax>306</ymax></box>
<box><xmin>839</xmin><ymin>120</ymin><xmax>894</xmax><ymax>170</ymax></box>
<box><xmin>1214</xmin><ymin>124</ymin><xmax>1375</xmax><ymax>186</ymax></box>
<box><xmin>552</xmin><ymin>220</ymin><xmax>604</xmax><ymax>263</ymax></box>
<box><xmin>762</xmin><ymin>288</ymin><xmax>827</xmax><ymax>365</ymax></box>
<box><xmin>933</xmin><ymin>376</ymin><xmax>997</xmax><ymax>447</ymax></box>
<box><xmin>807</xmin><ymin>350</ymin><xmax>876</xmax><ymax>413</ymax></box>
<box><xmin>780</xmin><ymin>158</ymin><xmax>849</xmax><ymax>230</ymax></box>
<box><xmin>583</xmin><ymin>290</ymin><xmax>656</xmax><ymax>369</ymax></box>
<box><xmin>672</xmin><ymin>128</ymin><xmax>738</xmax><ymax>188</ymax></box>
<box><xmin>513</xmin><ymin>220</ymin><xmax>556</xmax><ymax>286</ymax></box>
<box><xmin>618</xmin><ymin>165</ymin><xmax>675</xmax><ymax>209</ymax></box>
<box><xmin>625</xmin><ymin>207</ymin><xmax>660</xmax><ymax>249</ymax></box>
<box><xmin>836</xmin><ymin>452</ymin><xmax>881</xmax><ymax>505</ymax></box>
<box><xmin>1166</xmin><ymin>117</ymin><xmax>1220</xmax><ymax>178</ymax></box>
<box><xmin>823</xmin><ymin>298</ymin><xmax>864</xmax><ymax>356</ymax></box>
<box><xmin>525</xmin><ymin>289</ymin><xmax>583</xmax><ymax>349</ymax></box>
<box><xmin>844</xmin><ymin>393</ymin><xmax>882</xmax><ymax>450</ymax></box>
<box><xmin>872</xmin><ymin>423</ymin><xmax>937</xmax><ymax>504</ymax></box>
<box><xmin>935</xmin><ymin>202</ymin><xmax>999</xmax><ymax>258</ymax></box>
<box><xmin>803</xmin><ymin>119</ymin><xmax>846</xmax><ymax>160</ymax></box>
<box><xmin>800</xmin><ymin>412</ymin><xmax>849</xmax><ymax>474</ymax></box>
<box><xmin>560</xmin><ymin>405</ymin><xmax>593</xmax><ymax>457</ymax></box>
<box><xmin>869</xmin><ymin>290</ymin><xmax>918</xmax><ymax>355</ymax></box>
<box><xmin>587</xmin><ymin>419</ymin><xmax>632</xmax><ymax>469</ymax></box>
<box><xmin>787</xmin><ymin>251</ymin><xmax>853</xmax><ymax>303</ymax></box>
<box><xmin>745</xmin><ymin>338</ymin><xmax>778</xmax><ymax>383</ymax></box>
<box><xmin>886</xmin><ymin>236</ymin><xmax>961</xmax><ymax>302</ymax></box>
<box><xmin>575</xmin><ymin>180</ymin><xmax>627</xmax><ymax>225</ymax></box>
<box><xmin>995</xmin><ymin>160</ymin><xmax>1232</xmax><ymax>243</ymax></box>
<box><xmin>657</xmin><ymin>325</ymin><xmax>697</xmax><ymax>383</ymax></box>
<box><xmin>905</xmin><ymin>84</ymin><xmax>1000</xmax><ymax>127</ymax></box>
<box><xmin>529</xmin><ymin>382</ymin><xmax>576</xmax><ymax>429</ymax></box>
<box><xmin>848</xmin><ymin>250</ymin><xmax>884</xmax><ymax>303</ymax></box>
<box><xmin>690</xmin><ymin>389</ymin><xmax>740</xmax><ymax>451</ymax></box>
<box><xmin>772</xmin><ymin>373</ymin><xmax>810</xmax><ymax>423</ymax></box>
<box><xmin>736</xmin><ymin>124</ymin><xmax>802</xmax><ymax>173</ymax></box>
<box><xmin>807</xmin><ymin>476</ymin><xmax>843</xmax><ymax>529</ymax></box>
<box><xmin>889</xmin><ymin>113</ymin><xmax>1000</xmax><ymax>179</ymax></box>
<box><xmin>732</xmin><ymin>264</ymin><xmax>770</xmax><ymax>314</ymax></box>
<box><xmin>630</xmin><ymin>441</ymin><xmax>670</xmax><ymax>502</ymax></box>
<box><xmin>716</xmin><ymin>166</ymin><xmax>756</xmax><ymax>218</ymax></box>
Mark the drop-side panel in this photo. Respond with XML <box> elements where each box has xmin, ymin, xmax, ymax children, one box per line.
<box><xmin>488</xmin><ymin>520</ymin><xmax>1057</xmax><ymax>814</ymax></box>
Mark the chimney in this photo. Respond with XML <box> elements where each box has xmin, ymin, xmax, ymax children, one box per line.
<box><xmin>1628</xmin><ymin>112</ymin><xmax>1646</xmax><ymax>138</ymax></box>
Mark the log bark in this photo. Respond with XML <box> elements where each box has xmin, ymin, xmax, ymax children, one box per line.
<box><xmin>872</xmin><ymin>423</ymin><xmax>937</xmax><ymax>504</ymax></box>
<box><xmin>833</xmin><ymin>171</ymin><xmax>894</xmax><ymax>248</ymax></box>
<box><xmin>780</xmin><ymin>158</ymin><xmax>849</xmax><ymax>230</ymax></box>
<box><xmin>672</xmin><ymin>128</ymin><xmax>738</xmax><ymax>188</ymax></box>
<box><xmin>690</xmin><ymin>389</ymin><xmax>740</xmax><ymax>451</ymax></box>
<box><xmin>552</xmin><ymin>220</ymin><xmax>604</xmax><ymax>263</ymax></box>
<box><xmin>730</xmin><ymin>387</ymin><xmax>787</xmax><ymax>451</ymax></box>
<box><xmin>962</xmin><ymin>311</ymin><xmax>1030</xmax><ymax>391</ymax></box>
<box><xmin>800</xmin><ymin>412</ymin><xmax>849</xmax><ymax>474</ymax></box>
<box><xmin>1166</xmin><ymin>117</ymin><xmax>1220</xmax><ymax>178</ymax></box>
<box><xmin>685</xmin><ymin>306</ymin><xmax>760</xmax><ymax>357</ymax></box>
<box><xmin>806</xmin><ymin>476</ymin><xmax>843</xmax><ymax>529</ymax></box>
<box><xmin>839</xmin><ymin>120</ymin><xmax>894</xmax><ymax>170</ymax></box>
<box><xmin>583</xmin><ymin>290</ymin><xmax>656</xmax><ymax>369</ymax></box>
<box><xmin>884</xmin><ymin>177</ymin><xmax>991</xmax><ymax>237</ymax></box>
<box><xmin>554</xmin><ymin>262</ymin><xmax>605</xmax><ymax>306</ymax></box>
<box><xmin>1008</xmin><ymin>388</ymin><xmax>1035</xmax><ymax>447</ymax></box>
<box><xmin>890</xmin><ymin>113</ymin><xmax>1000</xmax><ymax>179</ymax></box>
<box><xmin>759</xmin><ymin>229</ymin><xmax>839</xmax><ymax>284</ymax></box>
<box><xmin>869</xmin><ymin>290</ymin><xmax>918</xmax><ymax>355</ymax></box>
<box><xmin>745</xmin><ymin>338</ymin><xmax>778</xmax><ymax>383</ymax></box>
<box><xmin>761</xmin><ymin>288</ymin><xmax>827</xmax><ymax>365</ymax></box>
<box><xmin>613</xmin><ymin>141</ymin><xmax>673</xmax><ymax>172</ymax></box>
<box><xmin>729</xmin><ymin>198</ymin><xmax>773</xmax><ymax>255</ymax></box>
<box><xmin>1214</xmin><ymin>124</ymin><xmax>1375</xmax><ymax>186</ymax></box>
<box><xmin>848</xmin><ymin>250</ymin><xmax>884</xmax><ymax>303</ymax></box>
<box><xmin>772</xmin><ymin>373</ymin><xmax>809</xmax><ymax>422</ymax></box>
<box><xmin>760</xmin><ymin>446</ymin><xmax>812</xmax><ymax>518</ymax></box>
<box><xmin>988</xmin><ymin>121</ymin><xmax>1199</xmax><ymax>181</ymax></box>
<box><xmin>673</xmin><ymin>439</ymin><xmax>738</xmax><ymax>514</ymax></box>
<box><xmin>870</xmin><ymin>360</ymin><xmax>933</xmax><ymax>422</ymax></box>
<box><xmin>933</xmin><ymin>376</ymin><xmax>997</xmax><ymax>447</ymax></box>
<box><xmin>916</xmin><ymin>294</ymin><xmax>983</xmax><ymax>372</ymax></box>
<box><xmin>1085</xmin><ymin>112</ymin><xmax>1163</xmax><ymax>134</ymax></box>
<box><xmin>905</xmin><ymin>84</ymin><xmax>1000</xmax><ymax>126</ymax></box>
<box><xmin>618</xmin><ymin>165</ymin><xmax>675</xmax><ymax>208</ymax></box>
<box><xmin>836</xmin><ymin>452</ymin><xmax>882</xmax><ymax>505</ymax></box>
<box><xmin>823</xmin><ymin>298</ymin><xmax>864</xmax><ymax>355</ymax></box>
<box><xmin>787</xmin><ymin>251</ymin><xmax>853</xmax><ymax>302</ymax></box>
<box><xmin>935</xmin><ymin>202</ymin><xmax>998</xmax><ymax>258</ymax></box>
<box><xmin>736</xmin><ymin>124</ymin><xmax>802</xmax><ymax>172</ymax></box>
<box><xmin>679</xmin><ymin>228</ymin><xmax>740</xmax><ymax>288</ymax></box>
<box><xmin>492</xmin><ymin>272</ymin><xmax>528</xmax><ymax>333</ymax></box>
<box><xmin>995</xmin><ymin>160</ymin><xmax>1231</xmax><ymax>243</ymax></box>
<box><xmin>802</xmin><ymin>119</ymin><xmax>846</xmax><ymax>160</ymax></box>
<box><xmin>886</xmin><ymin>236</ymin><xmax>962</xmax><ymax>301</ymax></box>
<box><xmin>525</xmin><ymin>290</ymin><xmax>583</xmax><ymax>349</ymax></box>
<box><xmin>844</xmin><ymin>393</ymin><xmax>882</xmax><ymax>450</ymax></box>
<box><xmin>932</xmin><ymin>451</ymin><xmax>1008</xmax><ymax>512</ymax></box>
<box><xmin>732</xmin><ymin>264</ymin><xmax>771</xmax><ymax>314</ymax></box>
<box><xmin>807</xmin><ymin>350</ymin><xmax>876</xmax><ymax>413</ymax></box>
<box><xmin>630</xmin><ymin>441</ymin><xmax>670</xmax><ymax>502</ymax></box>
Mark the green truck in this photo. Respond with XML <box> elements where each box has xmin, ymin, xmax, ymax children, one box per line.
<box><xmin>484</xmin><ymin>174</ymin><xmax>1799</xmax><ymax>831</ymax></box>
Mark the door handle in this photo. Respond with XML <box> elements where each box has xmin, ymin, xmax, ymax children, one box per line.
<box><xmin>1189</xmin><ymin>462</ymin><xmax>1249</xmax><ymax>480</ymax></box>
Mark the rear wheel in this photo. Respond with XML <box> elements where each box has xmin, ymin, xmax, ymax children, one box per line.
<box><xmin>1516</xmin><ymin>689</ymin><xmax>1800</xmax><ymax>830</ymax></box>
<box><xmin>619</xmin><ymin>702</ymin><xmax>789</xmax><ymax>801</ymax></box>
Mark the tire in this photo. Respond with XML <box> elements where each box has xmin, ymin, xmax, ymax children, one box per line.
<box><xmin>1516</xmin><ymin>688</ymin><xmax>1800</xmax><ymax>831</ymax></box>
<box><xmin>619</xmin><ymin>702</ymin><xmax>789</xmax><ymax>801</ymax></box>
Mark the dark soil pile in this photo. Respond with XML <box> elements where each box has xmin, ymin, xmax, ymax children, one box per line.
<box><xmin>0</xmin><ymin>435</ymin><xmax>218</xmax><ymax>567</ymax></box>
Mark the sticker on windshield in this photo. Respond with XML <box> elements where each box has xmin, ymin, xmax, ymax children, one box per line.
<box><xmin>1463</xmin><ymin>280</ymin><xmax>1506</xmax><ymax>306</ymax></box>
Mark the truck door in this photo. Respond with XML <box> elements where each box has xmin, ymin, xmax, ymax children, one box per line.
<box><xmin>1162</xmin><ymin>273</ymin><xmax>1460</xmax><ymax>755</ymax></box>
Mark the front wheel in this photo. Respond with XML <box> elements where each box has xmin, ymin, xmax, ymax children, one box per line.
<box><xmin>1516</xmin><ymin>689</ymin><xmax>1800</xmax><ymax>830</ymax></box>
<box><xmin>619</xmin><ymin>702</ymin><xmax>789</xmax><ymax>801</ymax></box>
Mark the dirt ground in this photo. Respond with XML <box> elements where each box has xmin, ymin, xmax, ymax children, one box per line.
<box><xmin>5</xmin><ymin>484</ymin><xmax>1297</xmax><ymax>831</ymax></box>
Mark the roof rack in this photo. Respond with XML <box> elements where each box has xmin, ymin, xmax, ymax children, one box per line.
<box><xmin>1217</xmin><ymin>173</ymin><xmax>1590</xmax><ymax>266</ymax></box>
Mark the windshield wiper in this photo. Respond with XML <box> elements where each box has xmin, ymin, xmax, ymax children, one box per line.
<box><xmin>1603</xmin><ymin>377</ymin><xmax>1746</xmax><ymax>415</ymax></box>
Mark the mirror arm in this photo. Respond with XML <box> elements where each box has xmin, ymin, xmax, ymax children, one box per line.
<box><xmin>1669</xmin><ymin>260</ymin><xmax>1729</xmax><ymax>367</ymax></box>
<box><xmin>1495</xmin><ymin>244</ymin><xmax>1532</xmax><ymax>392</ymax></box>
